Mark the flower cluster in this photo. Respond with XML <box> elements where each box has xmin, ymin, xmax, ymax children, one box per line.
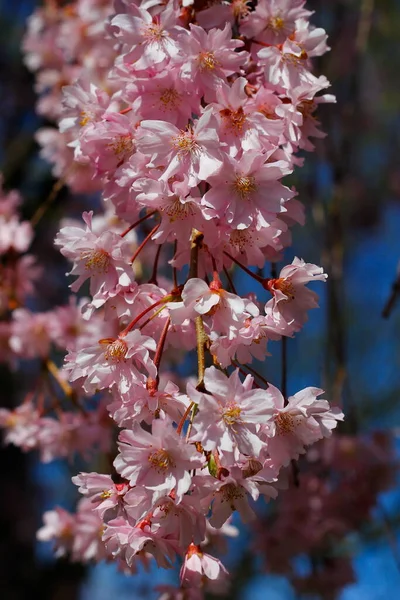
<box><xmin>0</xmin><ymin>0</ymin><xmax>343</xmax><ymax>597</ymax></box>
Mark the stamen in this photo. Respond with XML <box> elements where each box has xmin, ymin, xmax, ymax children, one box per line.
<box><xmin>171</xmin><ymin>131</ymin><xmax>199</xmax><ymax>158</ymax></box>
<box><xmin>222</xmin><ymin>403</ymin><xmax>242</xmax><ymax>427</ymax></box>
<box><xmin>158</xmin><ymin>87</ymin><xmax>180</xmax><ymax>109</ymax></box>
<box><xmin>220</xmin><ymin>107</ymin><xmax>247</xmax><ymax>134</ymax></box>
<box><xmin>79</xmin><ymin>110</ymin><xmax>91</xmax><ymax>127</ymax></box>
<box><xmin>142</xmin><ymin>23</ymin><xmax>166</xmax><ymax>43</ymax></box>
<box><xmin>232</xmin><ymin>174</ymin><xmax>257</xmax><ymax>200</ymax></box>
<box><xmin>100</xmin><ymin>490</ymin><xmax>112</xmax><ymax>499</ymax></box>
<box><xmin>198</xmin><ymin>51</ymin><xmax>219</xmax><ymax>71</ymax></box>
<box><xmin>103</xmin><ymin>338</ymin><xmax>128</xmax><ymax>362</ymax></box>
<box><xmin>275</xmin><ymin>412</ymin><xmax>296</xmax><ymax>434</ymax></box>
<box><xmin>268</xmin><ymin>16</ymin><xmax>285</xmax><ymax>31</ymax></box>
<box><xmin>148</xmin><ymin>448</ymin><xmax>175</xmax><ymax>472</ymax></box>
<box><xmin>270</xmin><ymin>277</ymin><xmax>296</xmax><ymax>300</ymax></box>
<box><xmin>232</xmin><ymin>0</ymin><xmax>251</xmax><ymax>19</ymax></box>
<box><xmin>107</xmin><ymin>135</ymin><xmax>133</xmax><ymax>158</ymax></box>
<box><xmin>230</xmin><ymin>229</ymin><xmax>254</xmax><ymax>251</ymax></box>
<box><xmin>164</xmin><ymin>197</ymin><xmax>196</xmax><ymax>222</ymax></box>
<box><xmin>81</xmin><ymin>248</ymin><xmax>110</xmax><ymax>273</ymax></box>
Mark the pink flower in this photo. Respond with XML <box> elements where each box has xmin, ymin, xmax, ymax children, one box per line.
<box><xmin>136</xmin><ymin>111</ymin><xmax>223</xmax><ymax>186</ymax></box>
<box><xmin>79</xmin><ymin>112</ymin><xmax>137</xmax><ymax>175</ymax></box>
<box><xmin>59</xmin><ymin>77</ymin><xmax>112</xmax><ymax>134</ymax></box>
<box><xmin>133</xmin><ymin>177</ymin><xmax>203</xmax><ymax>244</ymax></box>
<box><xmin>71</xmin><ymin>497</ymin><xmax>108</xmax><ymax>562</ymax></box>
<box><xmin>180</xmin><ymin>544</ymin><xmax>228</xmax><ymax>588</ymax></box>
<box><xmin>196</xmin><ymin>0</ymin><xmax>252</xmax><ymax>31</ymax></box>
<box><xmin>72</xmin><ymin>472</ymin><xmax>129</xmax><ymax>519</ymax></box>
<box><xmin>206</xmin><ymin>77</ymin><xmax>284</xmax><ymax>156</ymax></box>
<box><xmin>0</xmin><ymin>215</ymin><xmax>33</xmax><ymax>255</ymax></box>
<box><xmin>0</xmin><ymin>402</ymin><xmax>41</xmax><ymax>451</ymax></box>
<box><xmin>257</xmin><ymin>39</ymin><xmax>328</xmax><ymax>91</ymax></box>
<box><xmin>175</xmin><ymin>23</ymin><xmax>248</xmax><ymax>102</ymax></box>
<box><xmin>103</xmin><ymin>515</ymin><xmax>179</xmax><ymax>569</ymax></box>
<box><xmin>195</xmin><ymin>469</ymin><xmax>260</xmax><ymax>528</ymax></box>
<box><xmin>9</xmin><ymin>308</ymin><xmax>53</xmax><ymax>359</ymax></box>
<box><xmin>37</xmin><ymin>406</ymin><xmax>113</xmax><ymax>463</ymax></box>
<box><xmin>189</xmin><ymin>367</ymin><xmax>275</xmax><ymax>456</ymax></box>
<box><xmin>150</xmin><ymin>494</ymin><xmax>207</xmax><ymax>549</ymax></box>
<box><xmin>108</xmin><ymin>379</ymin><xmax>191</xmax><ymax>427</ymax></box>
<box><xmin>224</xmin><ymin>222</ymin><xmax>286</xmax><ymax>269</ymax></box>
<box><xmin>55</xmin><ymin>211</ymin><xmax>133</xmax><ymax>306</ymax></box>
<box><xmin>265</xmin><ymin>257</ymin><xmax>327</xmax><ymax>331</ymax></box>
<box><xmin>111</xmin><ymin>1</ymin><xmax>181</xmax><ymax>71</ymax></box>
<box><xmin>127</xmin><ymin>70</ymin><xmax>201</xmax><ymax>129</ymax></box>
<box><xmin>65</xmin><ymin>329</ymin><xmax>157</xmax><ymax>396</ymax></box>
<box><xmin>240</xmin><ymin>0</ymin><xmax>311</xmax><ymax>45</ymax></box>
<box><xmin>202</xmin><ymin>150</ymin><xmax>293</xmax><ymax>229</ymax></box>
<box><xmin>264</xmin><ymin>384</ymin><xmax>344</xmax><ymax>466</ymax></box>
<box><xmin>169</xmin><ymin>278</ymin><xmax>248</xmax><ymax>336</ymax></box>
<box><xmin>114</xmin><ymin>417</ymin><xmax>204</xmax><ymax>502</ymax></box>
<box><xmin>37</xmin><ymin>507</ymin><xmax>75</xmax><ymax>558</ymax></box>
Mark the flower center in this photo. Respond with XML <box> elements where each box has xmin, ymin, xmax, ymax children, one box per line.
<box><xmin>164</xmin><ymin>197</ymin><xmax>196</xmax><ymax>222</ymax></box>
<box><xmin>198</xmin><ymin>51</ymin><xmax>219</xmax><ymax>71</ymax></box>
<box><xmin>283</xmin><ymin>50</ymin><xmax>308</xmax><ymax>66</ymax></box>
<box><xmin>232</xmin><ymin>0</ymin><xmax>251</xmax><ymax>19</ymax></box>
<box><xmin>171</xmin><ymin>131</ymin><xmax>199</xmax><ymax>158</ymax></box>
<box><xmin>104</xmin><ymin>338</ymin><xmax>128</xmax><ymax>362</ymax></box>
<box><xmin>107</xmin><ymin>134</ymin><xmax>133</xmax><ymax>158</ymax></box>
<box><xmin>148</xmin><ymin>448</ymin><xmax>175</xmax><ymax>472</ymax></box>
<box><xmin>82</xmin><ymin>248</ymin><xmax>110</xmax><ymax>273</ymax></box>
<box><xmin>79</xmin><ymin>110</ymin><xmax>92</xmax><ymax>127</ymax></box>
<box><xmin>232</xmin><ymin>174</ymin><xmax>257</xmax><ymax>199</ymax></box>
<box><xmin>143</xmin><ymin>23</ymin><xmax>166</xmax><ymax>43</ymax></box>
<box><xmin>100</xmin><ymin>490</ymin><xmax>112</xmax><ymax>499</ymax></box>
<box><xmin>298</xmin><ymin>99</ymin><xmax>316</xmax><ymax>118</ymax></box>
<box><xmin>221</xmin><ymin>482</ymin><xmax>245</xmax><ymax>507</ymax></box>
<box><xmin>268</xmin><ymin>16</ymin><xmax>285</xmax><ymax>31</ymax></box>
<box><xmin>158</xmin><ymin>87</ymin><xmax>180</xmax><ymax>109</ymax></box>
<box><xmin>222</xmin><ymin>403</ymin><xmax>242</xmax><ymax>427</ymax></box>
<box><xmin>257</xmin><ymin>103</ymin><xmax>279</xmax><ymax>119</ymax></box>
<box><xmin>242</xmin><ymin>459</ymin><xmax>263</xmax><ymax>478</ymax></box>
<box><xmin>229</xmin><ymin>229</ymin><xmax>253</xmax><ymax>251</ymax></box>
<box><xmin>271</xmin><ymin>277</ymin><xmax>295</xmax><ymax>300</ymax></box>
<box><xmin>275</xmin><ymin>412</ymin><xmax>296</xmax><ymax>434</ymax></box>
<box><xmin>220</xmin><ymin>106</ymin><xmax>247</xmax><ymax>134</ymax></box>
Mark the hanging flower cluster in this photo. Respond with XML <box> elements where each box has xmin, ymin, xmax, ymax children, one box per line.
<box><xmin>0</xmin><ymin>0</ymin><xmax>344</xmax><ymax>597</ymax></box>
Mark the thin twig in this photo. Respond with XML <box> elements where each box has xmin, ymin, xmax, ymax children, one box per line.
<box><xmin>30</xmin><ymin>178</ymin><xmax>64</xmax><ymax>227</ymax></box>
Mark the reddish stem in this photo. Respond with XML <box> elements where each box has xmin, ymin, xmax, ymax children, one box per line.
<box><xmin>119</xmin><ymin>107</ymin><xmax>133</xmax><ymax>115</ymax></box>
<box><xmin>172</xmin><ymin>239</ymin><xmax>178</xmax><ymax>288</ymax></box>
<box><xmin>148</xmin><ymin>242</ymin><xmax>163</xmax><ymax>285</ymax></box>
<box><xmin>130</xmin><ymin>223</ymin><xmax>160</xmax><ymax>264</ymax></box>
<box><xmin>153</xmin><ymin>317</ymin><xmax>171</xmax><ymax>372</ymax></box>
<box><xmin>176</xmin><ymin>401</ymin><xmax>195</xmax><ymax>435</ymax></box>
<box><xmin>223</xmin><ymin>251</ymin><xmax>264</xmax><ymax>283</ymax></box>
<box><xmin>120</xmin><ymin>210</ymin><xmax>157</xmax><ymax>238</ymax></box>
<box><xmin>120</xmin><ymin>297</ymin><xmax>167</xmax><ymax>337</ymax></box>
<box><xmin>231</xmin><ymin>359</ymin><xmax>270</xmax><ymax>388</ymax></box>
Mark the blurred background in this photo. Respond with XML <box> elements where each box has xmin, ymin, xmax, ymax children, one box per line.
<box><xmin>1</xmin><ymin>0</ymin><xmax>400</xmax><ymax>598</ymax></box>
